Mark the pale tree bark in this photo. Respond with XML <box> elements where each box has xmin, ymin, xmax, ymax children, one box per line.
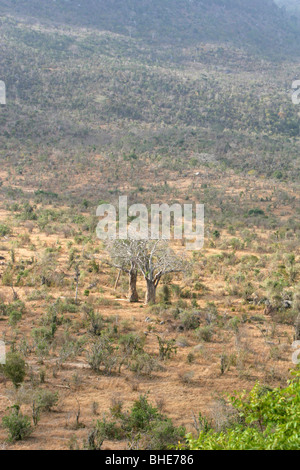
<box><xmin>107</xmin><ymin>240</ymin><xmax>140</xmax><ymax>303</ymax></box>
<box><xmin>129</xmin><ymin>268</ymin><xmax>139</xmax><ymax>303</ymax></box>
<box><xmin>145</xmin><ymin>279</ymin><xmax>157</xmax><ymax>304</ymax></box>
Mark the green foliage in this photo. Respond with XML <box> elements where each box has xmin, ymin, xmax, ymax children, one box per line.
<box><xmin>2</xmin><ymin>352</ymin><xmax>26</xmax><ymax>388</ymax></box>
<box><xmin>91</xmin><ymin>395</ymin><xmax>185</xmax><ymax>450</ymax></box>
<box><xmin>0</xmin><ymin>224</ymin><xmax>11</xmax><ymax>236</ymax></box>
<box><xmin>156</xmin><ymin>336</ymin><xmax>177</xmax><ymax>361</ymax></box>
<box><xmin>35</xmin><ymin>390</ymin><xmax>59</xmax><ymax>412</ymax></box>
<box><xmin>179</xmin><ymin>311</ymin><xmax>200</xmax><ymax>330</ymax></box>
<box><xmin>195</xmin><ymin>326</ymin><xmax>214</xmax><ymax>342</ymax></box>
<box><xmin>126</xmin><ymin>395</ymin><xmax>160</xmax><ymax>431</ymax></box>
<box><xmin>159</xmin><ymin>285</ymin><xmax>171</xmax><ymax>304</ymax></box>
<box><xmin>87</xmin><ymin>335</ymin><xmax>117</xmax><ymax>374</ymax></box>
<box><xmin>2</xmin><ymin>406</ymin><xmax>32</xmax><ymax>442</ymax></box>
<box><xmin>119</xmin><ymin>333</ymin><xmax>145</xmax><ymax>354</ymax></box>
<box><xmin>183</xmin><ymin>373</ymin><xmax>300</xmax><ymax>450</ymax></box>
<box><xmin>7</xmin><ymin>301</ymin><xmax>26</xmax><ymax>327</ymax></box>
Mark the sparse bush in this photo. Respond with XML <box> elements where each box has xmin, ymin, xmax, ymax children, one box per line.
<box><xmin>130</xmin><ymin>352</ymin><xmax>161</xmax><ymax>377</ymax></box>
<box><xmin>195</xmin><ymin>326</ymin><xmax>214</xmax><ymax>343</ymax></box>
<box><xmin>180</xmin><ymin>311</ymin><xmax>200</xmax><ymax>330</ymax></box>
<box><xmin>36</xmin><ymin>390</ymin><xmax>59</xmax><ymax>412</ymax></box>
<box><xmin>87</xmin><ymin>336</ymin><xmax>117</xmax><ymax>375</ymax></box>
<box><xmin>156</xmin><ymin>336</ymin><xmax>177</xmax><ymax>361</ymax></box>
<box><xmin>178</xmin><ymin>370</ymin><xmax>195</xmax><ymax>385</ymax></box>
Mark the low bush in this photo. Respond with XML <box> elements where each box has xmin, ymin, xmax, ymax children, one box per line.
<box><xmin>2</xmin><ymin>406</ymin><xmax>32</xmax><ymax>442</ymax></box>
<box><xmin>2</xmin><ymin>352</ymin><xmax>26</xmax><ymax>388</ymax></box>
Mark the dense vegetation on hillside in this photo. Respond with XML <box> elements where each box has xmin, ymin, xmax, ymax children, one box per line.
<box><xmin>2</xmin><ymin>0</ymin><xmax>300</xmax><ymax>56</ymax></box>
<box><xmin>0</xmin><ymin>14</ymin><xmax>300</xmax><ymax>207</ymax></box>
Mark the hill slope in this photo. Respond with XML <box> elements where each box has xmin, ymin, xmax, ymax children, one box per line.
<box><xmin>1</xmin><ymin>0</ymin><xmax>300</xmax><ymax>56</ymax></box>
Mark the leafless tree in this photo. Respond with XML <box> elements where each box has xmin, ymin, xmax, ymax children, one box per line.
<box><xmin>107</xmin><ymin>240</ymin><xmax>140</xmax><ymax>302</ymax></box>
<box><xmin>107</xmin><ymin>239</ymin><xmax>186</xmax><ymax>304</ymax></box>
<box><xmin>134</xmin><ymin>240</ymin><xmax>186</xmax><ymax>304</ymax></box>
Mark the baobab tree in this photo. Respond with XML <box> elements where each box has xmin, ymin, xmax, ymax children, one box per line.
<box><xmin>108</xmin><ymin>239</ymin><xmax>186</xmax><ymax>304</ymax></box>
<box><xmin>107</xmin><ymin>239</ymin><xmax>140</xmax><ymax>303</ymax></box>
<box><xmin>135</xmin><ymin>240</ymin><xmax>186</xmax><ymax>304</ymax></box>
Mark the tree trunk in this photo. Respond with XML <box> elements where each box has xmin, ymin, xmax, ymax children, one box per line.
<box><xmin>145</xmin><ymin>279</ymin><xmax>156</xmax><ymax>304</ymax></box>
<box><xmin>114</xmin><ymin>269</ymin><xmax>121</xmax><ymax>290</ymax></box>
<box><xmin>129</xmin><ymin>269</ymin><xmax>139</xmax><ymax>303</ymax></box>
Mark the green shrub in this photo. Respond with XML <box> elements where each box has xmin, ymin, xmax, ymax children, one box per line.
<box><xmin>182</xmin><ymin>372</ymin><xmax>300</xmax><ymax>450</ymax></box>
<box><xmin>180</xmin><ymin>311</ymin><xmax>200</xmax><ymax>330</ymax></box>
<box><xmin>126</xmin><ymin>395</ymin><xmax>159</xmax><ymax>431</ymax></box>
<box><xmin>94</xmin><ymin>419</ymin><xmax>123</xmax><ymax>440</ymax></box>
<box><xmin>36</xmin><ymin>390</ymin><xmax>59</xmax><ymax>412</ymax></box>
<box><xmin>87</xmin><ymin>336</ymin><xmax>117</xmax><ymax>374</ymax></box>
<box><xmin>195</xmin><ymin>326</ymin><xmax>214</xmax><ymax>342</ymax></box>
<box><xmin>119</xmin><ymin>333</ymin><xmax>145</xmax><ymax>354</ymax></box>
<box><xmin>156</xmin><ymin>336</ymin><xmax>177</xmax><ymax>361</ymax></box>
<box><xmin>2</xmin><ymin>406</ymin><xmax>32</xmax><ymax>442</ymax></box>
<box><xmin>145</xmin><ymin>419</ymin><xmax>185</xmax><ymax>450</ymax></box>
<box><xmin>129</xmin><ymin>352</ymin><xmax>160</xmax><ymax>377</ymax></box>
<box><xmin>2</xmin><ymin>352</ymin><xmax>26</xmax><ymax>388</ymax></box>
<box><xmin>7</xmin><ymin>301</ymin><xmax>26</xmax><ymax>326</ymax></box>
<box><xmin>0</xmin><ymin>224</ymin><xmax>11</xmax><ymax>237</ymax></box>
<box><xmin>158</xmin><ymin>285</ymin><xmax>171</xmax><ymax>304</ymax></box>
<box><xmin>90</xmin><ymin>395</ymin><xmax>185</xmax><ymax>450</ymax></box>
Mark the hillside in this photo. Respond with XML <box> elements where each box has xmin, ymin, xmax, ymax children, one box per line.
<box><xmin>1</xmin><ymin>0</ymin><xmax>300</xmax><ymax>56</ymax></box>
<box><xmin>0</xmin><ymin>14</ymin><xmax>300</xmax><ymax>207</ymax></box>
